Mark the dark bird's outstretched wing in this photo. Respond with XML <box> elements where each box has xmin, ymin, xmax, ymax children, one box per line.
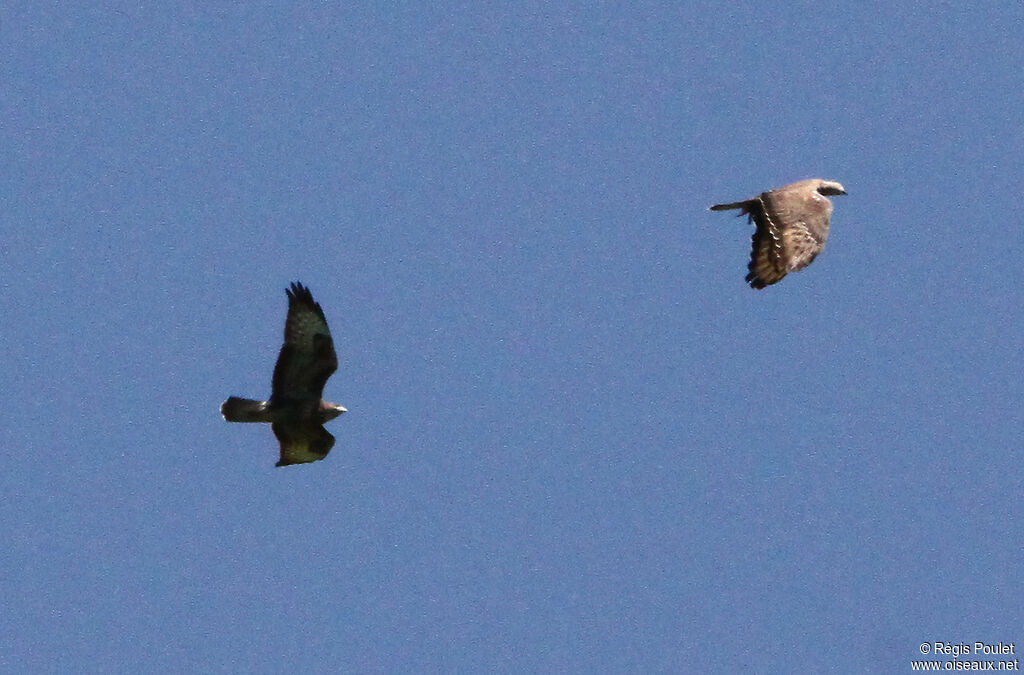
<box><xmin>711</xmin><ymin>179</ymin><xmax>845</xmax><ymax>288</ymax></box>
<box><xmin>271</xmin><ymin>282</ymin><xmax>338</xmax><ymax>403</ymax></box>
<box><xmin>272</xmin><ymin>422</ymin><xmax>336</xmax><ymax>467</ymax></box>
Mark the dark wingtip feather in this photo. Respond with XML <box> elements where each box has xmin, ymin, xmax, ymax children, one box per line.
<box><xmin>286</xmin><ymin>281</ymin><xmax>313</xmax><ymax>303</ymax></box>
<box><xmin>285</xmin><ymin>281</ymin><xmax>325</xmax><ymax>315</ymax></box>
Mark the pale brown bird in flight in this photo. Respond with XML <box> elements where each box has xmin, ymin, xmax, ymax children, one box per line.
<box><xmin>710</xmin><ymin>179</ymin><xmax>846</xmax><ymax>288</ymax></box>
<box><xmin>221</xmin><ymin>282</ymin><xmax>346</xmax><ymax>467</ymax></box>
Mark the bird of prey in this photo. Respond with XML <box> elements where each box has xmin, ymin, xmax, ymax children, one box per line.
<box><xmin>221</xmin><ymin>282</ymin><xmax>346</xmax><ymax>467</ymax></box>
<box><xmin>710</xmin><ymin>179</ymin><xmax>846</xmax><ymax>288</ymax></box>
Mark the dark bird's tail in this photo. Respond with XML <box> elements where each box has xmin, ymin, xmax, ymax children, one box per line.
<box><xmin>221</xmin><ymin>397</ymin><xmax>272</xmax><ymax>423</ymax></box>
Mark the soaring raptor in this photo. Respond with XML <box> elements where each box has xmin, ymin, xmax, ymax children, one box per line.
<box><xmin>221</xmin><ymin>282</ymin><xmax>346</xmax><ymax>466</ymax></box>
<box><xmin>710</xmin><ymin>179</ymin><xmax>846</xmax><ymax>288</ymax></box>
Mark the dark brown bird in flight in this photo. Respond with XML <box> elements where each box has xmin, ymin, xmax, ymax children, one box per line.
<box><xmin>710</xmin><ymin>179</ymin><xmax>846</xmax><ymax>288</ymax></box>
<box><xmin>221</xmin><ymin>282</ymin><xmax>346</xmax><ymax>466</ymax></box>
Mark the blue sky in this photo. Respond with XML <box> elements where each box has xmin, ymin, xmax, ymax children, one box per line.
<box><xmin>3</xmin><ymin>2</ymin><xmax>1022</xmax><ymax>672</ymax></box>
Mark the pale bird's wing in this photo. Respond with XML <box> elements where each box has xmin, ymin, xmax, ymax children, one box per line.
<box><xmin>744</xmin><ymin>180</ymin><xmax>833</xmax><ymax>288</ymax></box>
<box><xmin>762</xmin><ymin>180</ymin><xmax>832</xmax><ymax>274</ymax></box>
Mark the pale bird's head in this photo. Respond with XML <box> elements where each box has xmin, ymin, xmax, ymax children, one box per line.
<box><xmin>816</xmin><ymin>180</ymin><xmax>847</xmax><ymax>197</ymax></box>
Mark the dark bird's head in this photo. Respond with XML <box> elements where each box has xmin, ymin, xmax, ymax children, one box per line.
<box><xmin>320</xmin><ymin>401</ymin><xmax>347</xmax><ymax>422</ymax></box>
<box><xmin>816</xmin><ymin>180</ymin><xmax>847</xmax><ymax>197</ymax></box>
